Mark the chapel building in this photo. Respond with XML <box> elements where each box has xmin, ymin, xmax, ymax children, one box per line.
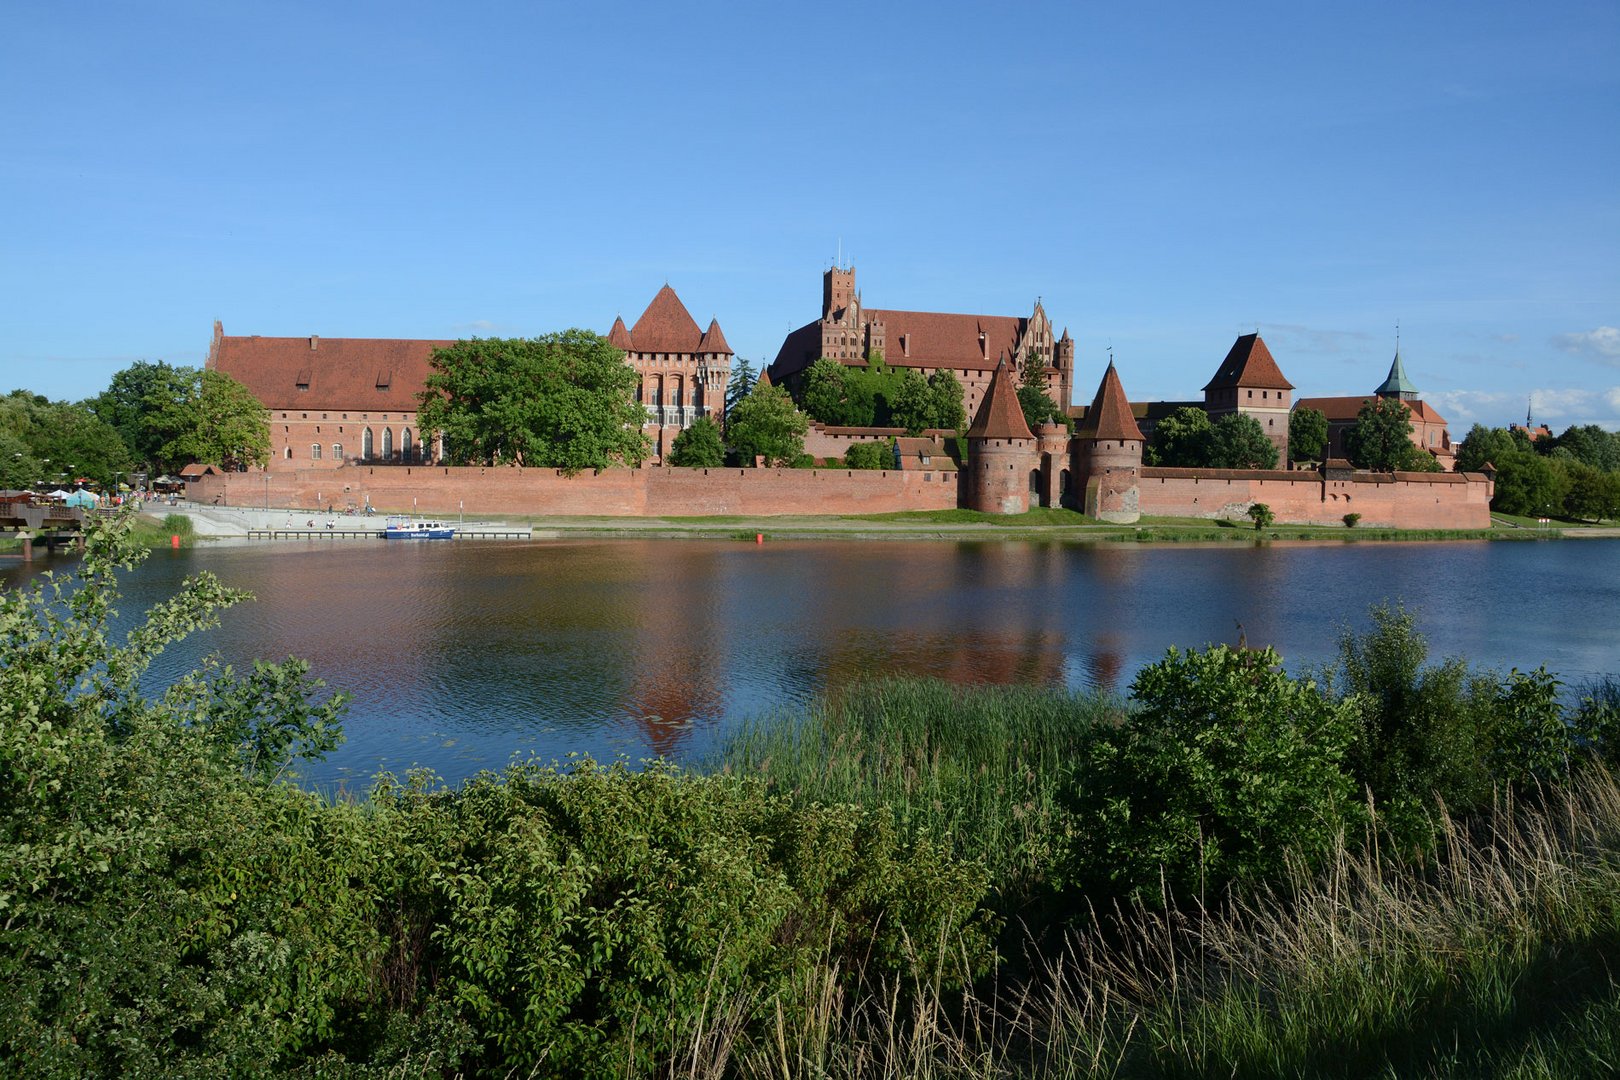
<box><xmin>768</xmin><ymin>266</ymin><xmax>1074</xmax><ymax>421</ymax></box>
<box><xmin>1295</xmin><ymin>347</ymin><xmax>1454</xmax><ymax>469</ymax></box>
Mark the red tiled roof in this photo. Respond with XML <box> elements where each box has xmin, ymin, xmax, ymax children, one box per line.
<box><xmin>628</xmin><ymin>284</ymin><xmax>705</xmax><ymax>353</ymax></box>
<box><xmin>1203</xmin><ymin>333</ymin><xmax>1294</xmax><ymax>392</ymax></box>
<box><xmin>1295</xmin><ymin>395</ymin><xmax>1374</xmax><ymax>422</ymax></box>
<box><xmin>210</xmin><ymin>333</ymin><xmax>447</xmax><ymax>412</ymax></box>
<box><xmin>1076</xmin><ymin>362</ymin><xmax>1144</xmax><ymax>441</ymax></box>
<box><xmin>607</xmin><ymin>315</ymin><xmax>632</xmax><ymax>350</ymax></box>
<box><xmin>867</xmin><ymin>309</ymin><xmax>1025</xmax><ymax>369</ymax></box>
<box><xmin>1297</xmin><ymin>395</ymin><xmax>1448</xmax><ymax>428</ymax></box>
<box><xmin>966</xmin><ymin>356</ymin><xmax>1034</xmax><ymax>441</ymax></box>
<box><xmin>697</xmin><ymin>317</ymin><xmax>732</xmax><ymax>355</ymax></box>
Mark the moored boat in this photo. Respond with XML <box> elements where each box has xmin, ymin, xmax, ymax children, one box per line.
<box><xmin>383</xmin><ymin>518</ymin><xmax>456</xmax><ymax>539</ymax></box>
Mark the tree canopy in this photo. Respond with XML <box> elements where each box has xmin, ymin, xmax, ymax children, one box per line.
<box><xmin>725</xmin><ymin>359</ymin><xmax>757</xmax><ymax>419</ymax></box>
<box><xmin>1</xmin><ymin>389</ymin><xmax>133</xmax><ymax>489</ymax></box>
<box><xmin>93</xmin><ymin>359</ymin><xmax>196</xmax><ymax>470</ymax></box>
<box><xmin>1016</xmin><ymin>360</ymin><xmax>1066</xmax><ymax>431</ymax></box>
<box><xmin>1145</xmin><ymin>406</ymin><xmax>1213</xmax><ymax>467</ymax></box>
<box><xmin>1288</xmin><ymin>407</ymin><xmax>1328</xmax><ymax>464</ymax></box>
<box><xmin>1344</xmin><ymin>397</ymin><xmax>1438</xmax><ymax>472</ymax></box>
<box><xmin>666</xmin><ymin>415</ymin><xmax>725</xmax><ymax>468</ymax></box>
<box><xmin>1206</xmin><ymin>414</ymin><xmax>1279</xmax><ymax>470</ymax></box>
<box><xmin>148</xmin><ymin>369</ymin><xmax>270</xmax><ymax>473</ymax></box>
<box><xmin>416</xmin><ymin>332</ymin><xmax>650</xmax><ymax>474</ymax></box>
<box><xmin>724</xmin><ymin>382</ymin><xmax>808</xmax><ymax>466</ymax></box>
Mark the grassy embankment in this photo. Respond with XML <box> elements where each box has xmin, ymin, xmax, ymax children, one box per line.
<box><xmin>709</xmin><ymin>675</ymin><xmax>1620</xmax><ymax>1078</ymax></box>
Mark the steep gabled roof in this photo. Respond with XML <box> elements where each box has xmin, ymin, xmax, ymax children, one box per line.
<box><xmin>966</xmin><ymin>355</ymin><xmax>1034</xmax><ymax>441</ymax></box>
<box><xmin>607</xmin><ymin>315</ymin><xmax>632</xmax><ymax>350</ymax></box>
<box><xmin>209</xmin><ymin>332</ymin><xmax>449</xmax><ymax>411</ymax></box>
<box><xmin>1076</xmin><ymin>362</ymin><xmax>1144</xmax><ymax>441</ymax></box>
<box><xmin>628</xmin><ymin>284</ymin><xmax>705</xmax><ymax>353</ymax></box>
<box><xmin>697</xmin><ymin>317</ymin><xmax>732</xmax><ymax>355</ymax></box>
<box><xmin>1203</xmin><ymin>333</ymin><xmax>1294</xmax><ymax>391</ymax></box>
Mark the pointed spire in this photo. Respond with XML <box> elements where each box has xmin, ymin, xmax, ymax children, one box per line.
<box><xmin>629</xmin><ymin>284</ymin><xmax>704</xmax><ymax>352</ymax></box>
<box><xmin>697</xmin><ymin>317</ymin><xmax>732</xmax><ymax>355</ymax></box>
<box><xmin>607</xmin><ymin>315</ymin><xmax>632</xmax><ymax>350</ymax></box>
<box><xmin>966</xmin><ymin>355</ymin><xmax>1035</xmax><ymax>441</ymax></box>
<box><xmin>1077</xmin><ymin>360</ymin><xmax>1144</xmax><ymax>442</ymax></box>
<box><xmin>1203</xmin><ymin>333</ymin><xmax>1294</xmax><ymax>392</ymax></box>
<box><xmin>1375</xmin><ymin>343</ymin><xmax>1419</xmax><ymax>401</ymax></box>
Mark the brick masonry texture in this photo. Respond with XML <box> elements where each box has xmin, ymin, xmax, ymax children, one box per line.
<box><xmin>1137</xmin><ymin>467</ymin><xmax>1493</xmax><ymax>529</ymax></box>
<box><xmin>189</xmin><ymin>465</ymin><xmax>962</xmax><ymax>518</ymax></box>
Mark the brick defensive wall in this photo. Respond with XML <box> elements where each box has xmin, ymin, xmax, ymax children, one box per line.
<box><xmin>187</xmin><ymin>464</ymin><xmax>961</xmax><ymax>518</ymax></box>
<box><xmin>1137</xmin><ymin>467</ymin><xmax>1493</xmax><ymax>530</ymax></box>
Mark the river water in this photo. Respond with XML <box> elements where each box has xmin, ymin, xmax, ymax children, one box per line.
<box><xmin>6</xmin><ymin>537</ymin><xmax>1618</xmax><ymax>790</ymax></box>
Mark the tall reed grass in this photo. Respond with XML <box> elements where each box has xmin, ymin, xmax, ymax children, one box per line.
<box><xmin>663</xmin><ymin>767</ymin><xmax>1620</xmax><ymax>1079</ymax></box>
<box><xmin>716</xmin><ymin>679</ymin><xmax>1123</xmax><ymax>917</ymax></box>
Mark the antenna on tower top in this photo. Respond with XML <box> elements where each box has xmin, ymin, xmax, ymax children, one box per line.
<box><xmin>837</xmin><ymin>238</ymin><xmax>842</xmax><ymax>268</ymax></box>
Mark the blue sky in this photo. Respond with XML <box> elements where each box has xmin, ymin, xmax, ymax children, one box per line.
<box><xmin>3</xmin><ymin>1</ymin><xmax>1616</xmax><ymax>431</ymax></box>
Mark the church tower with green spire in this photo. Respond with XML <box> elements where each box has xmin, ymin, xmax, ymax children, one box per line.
<box><xmin>1375</xmin><ymin>346</ymin><xmax>1420</xmax><ymax>403</ymax></box>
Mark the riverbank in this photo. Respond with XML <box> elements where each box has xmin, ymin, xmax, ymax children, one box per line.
<box><xmin>137</xmin><ymin>502</ymin><xmax>1620</xmax><ymax>544</ymax></box>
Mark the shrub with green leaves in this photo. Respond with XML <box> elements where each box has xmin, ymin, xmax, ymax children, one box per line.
<box><xmin>1058</xmin><ymin>644</ymin><xmax>1363</xmax><ymax>902</ymax></box>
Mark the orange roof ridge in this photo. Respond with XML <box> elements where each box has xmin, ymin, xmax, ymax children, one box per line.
<box><xmin>629</xmin><ymin>284</ymin><xmax>704</xmax><ymax>353</ymax></box>
<box><xmin>697</xmin><ymin>317</ymin><xmax>732</xmax><ymax>355</ymax></box>
<box><xmin>966</xmin><ymin>356</ymin><xmax>1034</xmax><ymax>441</ymax></box>
<box><xmin>607</xmin><ymin>315</ymin><xmax>632</xmax><ymax>350</ymax></box>
<box><xmin>1203</xmin><ymin>333</ymin><xmax>1294</xmax><ymax>392</ymax></box>
<box><xmin>1077</xmin><ymin>361</ymin><xmax>1144</xmax><ymax>441</ymax></box>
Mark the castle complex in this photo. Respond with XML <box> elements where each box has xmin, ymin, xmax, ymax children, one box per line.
<box><xmin>209</xmin><ymin>284</ymin><xmax>731</xmax><ymax>469</ymax></box>
<box><xmin>197</xmin><ymin>264</ymin><xmax>1489</xmax><ymax>529</ymax></box>
<box><xmin>768</xmin><ymin>267</ymin><xmax>1073</xmax><ymax>423</ymax></box>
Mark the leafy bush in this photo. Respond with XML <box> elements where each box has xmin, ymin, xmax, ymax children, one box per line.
<box><xmin>1058</xmin><ymin>645</ymin><xmax>1363</xmax><ymax>902</ymax></box>
<box><xmin>1247</xmin><ymin>502</ymin><xmax>1275</xmax><ymax>529</ymax></box>
<box><xmin>161</xmin><ymin>512</ymin><xmax>194</xmax><ymax>535</ymax></box>
<box><xmin>843</xmin><ymin>440</ymin><xmax>892</xmax><ymax>470</ymax></box>
<box><xmin>1344</xmin><ymin>512</ymin><xmax>1362</xmax><ymax>528</ymax></box>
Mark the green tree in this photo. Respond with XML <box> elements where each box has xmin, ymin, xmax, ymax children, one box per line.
<box><xmin>926</xmin><ymin>370</ymin><xmax>967</xmax><ymax>433</ymax></box>
<box><xmin>843</xmin><ymin>441</ymin><xmax>893</xmax><ymax>469</ymax></box>
<box><xmin>1016</xmin><ymin>359</ymin><xmax>1063</xmax><ymax>431</ymax></box>
<box><xmin>1562</xmin><ymin>461</ymin><xmax>1609</xmax><ymax>521</ymax></box>
<box><xmin>93</xmin><ymin>359</ymin><xmax>196</xmax><ymax>469</ymax></box>
<box><xmin>1551</xmin><ymin>423</ymin><xmax>1620</xmax><ymax>472</ymax></box>
<box><xmin>724</xmin><ymin>358</ymin><xmax>757</xmax><ymax>419</ymax></box>
<box><xmin>1344</xmin><ymin>397</ymin><xmax>1418</xmax><ymax>471</ymax></box>
<box><xmin>888</xmin><ymin>369</ymin><xmax>934</xmax><ymax>435</ymax></box>
<box><xmin>800</xmin><ymin>358</ymin><xmax>850</xmax><ymax>426</ymax></box>
<box><xmin>1492</xmin><ymin>452</ymin><xmax>1571</xmax><ymax>517</ymax></box>
<box><xmin>147</xmin><ymin>368</ymin><xmax>269</xmax><ymax>473</ymax></box>
<box><xmin>724</xmin><ymin>382</ymin><xmax>809</xmax><ymax>466</ymax></box>
<box><xmin>1208</xmin><ymin>413</ymin><xmax>1280</xmax><ymax>469</ymax></box>
<box><xmin>1247</xmin><ymin>502</ymin><xmax>1275</xmax><ymax>529</ymax></box>
<box><xmin>1455</xmin><ymin>423</ymin><xmax>1520</xmax><ymax>473</ymax></box>
<box><xmin>1</xmin><ymin>389</ymin><xmax>134</xmax><ymax>488</ymax></box>
<box><xmin>1145</xmin><ymin>406</ymin><xmax>1213</xmax><ymax>467</ymax></box>
<box><xmin>1288</xmin><ymin>406</ymin><xmax>1328</xmax><ymax>464</ymax></box>
<box><xmin>416</xmin><ymin>332</ymin><xmax>649</xmax><ymax>475</ymax></box>
<box><xmin>666</xmin><ymin>415</ymin><xmax>724</xmax><ymax>468</ymax></box>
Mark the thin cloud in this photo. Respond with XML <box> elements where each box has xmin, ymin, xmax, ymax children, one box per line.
<box><xmin>1552</xmin><ymin>327</ymin><xmax>1620</xmax><ymax>365</ymax></box>
<box><xmin>1424</xmin><ymin>389</ymin><xmax>1514</xmax><ymax>425</ymax></box>
<box><xmin>1261</xmin><ymin>324</ymin><xmax>1373</xmax><ymax>355</ymax></box>
<box><xmin>451</xmin><ymin>319</ymin><xmax>500</xmax><ymax>334</ymax></box>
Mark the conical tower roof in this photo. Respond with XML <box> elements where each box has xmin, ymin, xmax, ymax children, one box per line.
<box><xmin>1077</xmin><ymin>361</ymin><xmax>1144</xmax><ymax>441</ymax></box>
<box><xmin>697</xmin><ymin>317</ymin><xmax>732</xmax><ymax>355</ymax></box>
<box><xmin>1376</xmin><ymin>348</ymin><xmax>1419</xmax><ymax>399</ymax></box>
<box><xmin>1203</xmin><ymin>333</ymin><xmax>1294</xmax><ymax>391</ymax></box>
<box><xmin>966</xmin><ymin>355</ymin><xmax>1035</xmax><ymax>441</ymax></box>
<box><xmin>629</xmin><ymin>284</ymin><xmax>704</xmax><ymax>353</ymax></box>
<box><xmin>607</xmin><ymin>315</ymin><xmax>632</xmax><ymax>350</ymax></box>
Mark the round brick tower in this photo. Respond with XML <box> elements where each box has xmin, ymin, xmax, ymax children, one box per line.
<box><xmin>965</xmin><ymin>356</ymin><xmax>1037</xmax><ymax>514</ymax></box>
<box><xmin>1035</xmin><ymin>420</ymin><xmax>1070</xmax><ymax>508</ymax></box>
<box><xmin>1072</xmin><ymin>361</ymin><xmax>1145</xmax><ymax>523</ymax></box>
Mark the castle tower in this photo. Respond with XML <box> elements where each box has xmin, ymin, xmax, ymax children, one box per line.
<box><xmin>965</xmin><ymin>355</ymin><xmax>1037</xmax><ymax>514</ymax></box>
<box><xmin>1072</xmin><ymin>360</ymin><xmax>1144</xmax><ymax>523</ymax></box>
<box><xmin>1375</xmin><ymin>347</ymin><xmax>1419</xmax><ymax>403</ymax></box>
<box><xmin>1035</xmin><ymin>421</ymin><xmax>1070</xmax><ymax>508</ymax></box>
<box><xmin>1203</xmin><ymin>333</ymin><xmax>1294</xmax><ymax>458</ymax></box>
<box><xmin>823</xmin><ymin>266</ymin><xmax>856</xmax><ymax>321</ymax></box>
